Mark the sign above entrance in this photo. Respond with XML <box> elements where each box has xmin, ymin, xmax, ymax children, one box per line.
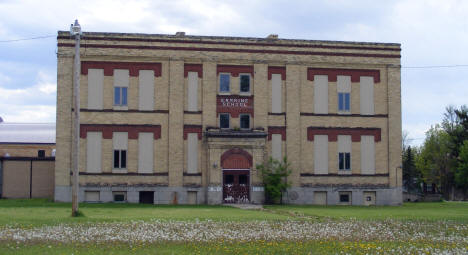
<box><xmin>217</xmin><ymin>95</ymin><xmax>254</xmax><ymax>118</ymax></box>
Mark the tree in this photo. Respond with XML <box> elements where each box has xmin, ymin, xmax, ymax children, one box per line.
<box><xmin>455</xmin><ymin>141</ymin><xmax>468</xmax><ymax>199</ymax></box>
<box><xmin>402</xmin><ymin>146</ymin><xmax>421</xmax><ymax>193</ymax></box>
<box><xmin>416</xmin><ymin>125</ymin><xmax>453</xmax><ymax>198</ymax></box>
<box><xmin>256</xmin><ymin>157</ymin><xmax>292</xmax><ymax>204</ymax></box>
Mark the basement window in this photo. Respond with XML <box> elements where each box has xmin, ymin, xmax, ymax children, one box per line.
<box><xmin>113</xmin><ymin>191</ymin><xmax>127</xmax><ymax>202</ymax></box>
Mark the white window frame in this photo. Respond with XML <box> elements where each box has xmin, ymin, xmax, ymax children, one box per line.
<box><xmin>219</xmin><ymin>73</ymin><xmax>231</xmax><ymax>94</ymax></box>
<box><xmin>113</xmin><ymin>132</ymin><xmax>128</xmax><ymax>173</ymax></box>
<box><xmin>219</xmin><ymin>113</ymin><xmax>230</xmax><ymax>129</ymax></box>
<box><xmin>239</xmin><ymin>73</ymin><xmax>251</xmax><ymax>94</ymax></box>
<box><xmin>239</xmin><ymin>114</ymin><xmax>250</xmax><ymax>129</ymax></box>
<box><xmin>338</xmin><ymin>135</ymin><xmax>351</xmax><ymax>172</ymax></box>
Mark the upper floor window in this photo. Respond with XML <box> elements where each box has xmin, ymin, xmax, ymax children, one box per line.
<box><xmin>114</xmin><ymin>149</ymin><xmax>127</xmax><ymax>169</ymax></box>
<box><xmin>220</xmin><ymin>113</ymin><xmax>230</xmax><ymax>129</ymax></box>
<box><xmin>114</xmin><ymin>87</ymin><xmax>127</xmax><ymax>106</ymax></box>
<box><xmin>338</xmin><ymin>92</ymin><xmax>350</xmax><ymax>112</ymax></box>
<box><xmin>240</xmin><ymin>114</ymin><xmax>250</xmax><ymax>129</ymax></box>
<box><xmin>240</xmin><ymin>74</ymin><xmax>250</xmax><ymax>93</ymax></box>
<box><xmin>338</xmin><ymin>152</ymin><xmax>351</xmax><ymax>170</ymax></box>
<box><xmin>219</xmin><ymin>74</ymin><xmax>230</xmax><ymax>93</ymax></box>
<box><xmin>38</xmin><ymin>150</ymin><xmax>45</xmax><ymax>158</ymax></box>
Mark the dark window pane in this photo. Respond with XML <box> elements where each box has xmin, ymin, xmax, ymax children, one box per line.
<box><xmin>344</xmin><ymin>93</ymin><xmax>350</xmax><ymax>111</ymax></box>
<box><xmin>340</xmin><ymin>194</ymin><xmax>349</xmax><ymax>202</ymax></box>
<box><xmin>114</xmin><ymin>87</ymin><xmax>120</xmax><ymax>105</ymax></box>
<box><xmin>339</xmin><ymin>153</ymin><xmax>344</xmax><ymax>170</ymax></box>
<box><xmin>338</xmin><ymin>93</ymin><xmax>343</xmax><ymax>110</ymax></box>
<box><xmin>345</xmin><ymin>153</ymin><xmax>351</xmax><ymax>170</ymax></box>
<box><xmin>121</xmin><ymin>150</ymin><xmax>127</xmax><ymax>168</ymax></box>
<box><xmin>225</xmin><ymin>175</ymin><xmax>234</xmax><ymax>184</ymax></box>
<box><xmin>240</xmin><ymin>115</ymin><xmax>250</xmax><ymax>129</ymax></box>
<box><xmin>220</xmin><ymin>114</ymin><xmax>229</xmax><ymax>128</ymax></box>
<box><xmin>239</xmin><ymin>175</ymin><xmax>248</xmax><ymax>185</ymax></box>
<box><xmin>220</xmin><ymin>74</ymin><xmax>230</xmax><ymax>92</ymax></box>
<box><xmin>114</xmin><ymin>150</ymin><xmax>120</xmax><ymax>168</ymax></box>
<box><xmin>240</xmin><ymin>75</ymin><xmax>250</xmax><ymax>92</ymax></box>
<box><xmin>38</xmin><ymin>150</ymin><xmax>45</xmax><ymax>158</ymax></box>
<box><xmin>121</xmin><ymin>87</ymin><xmax>127</xmax><ymax>106</ymax></box>
<box><xmin>114</xmin><ymin>194</ymin><xmax>125</xmax><ymax>202</ymax></box>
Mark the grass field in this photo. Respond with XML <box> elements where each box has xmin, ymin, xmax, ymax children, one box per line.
<box><xmin>0</xmin><ymin>199</ymin><xmax>467</xmax><ymax>254</ymax></box>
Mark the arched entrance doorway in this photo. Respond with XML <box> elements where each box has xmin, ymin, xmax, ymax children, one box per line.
<box><xmin>221</xmin><ymin>148</ymin><xmax>252</xmax><ymax>203</ymax></box>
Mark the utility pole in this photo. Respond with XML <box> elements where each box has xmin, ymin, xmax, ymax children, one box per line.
<box><xmin>70</xmin><ymin>19</ymin><xmax>82</xmax><ymax>217</ymax></box>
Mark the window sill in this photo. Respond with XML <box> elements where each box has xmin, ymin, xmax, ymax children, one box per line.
<box><xmin>338</xmin><ymin>170</ymin><xmax>352</xmax><ymax>175</ymax></box>
<box><xmin>112</xmin><ymin>169</ymin><xmax>128</xmax><ymax>174</ymax></box>
<box><xmin>113</xmin><ymin>106</ymin><xmax>128</xmax><ymax>111</ymax></box>
<box><xmin>218</xmin><ymin>92</ymin><xmax>231</xmax><ymax>95</ymax></box>
<box><xmin>337</xmin><ymin>111</ymin><xmax>351</xmax><ymax>115</ymax></box>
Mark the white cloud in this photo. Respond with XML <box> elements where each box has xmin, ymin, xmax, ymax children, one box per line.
<box><xmin>0</xmin><ymin>70</ymin><xmax>56</xmax><ymax>123</ymax></box>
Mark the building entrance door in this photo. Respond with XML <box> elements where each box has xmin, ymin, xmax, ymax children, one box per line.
<box><xmin>223</xmin><ymin>169</ymin><xmax>250</xmax><ymax>203</ymax></box>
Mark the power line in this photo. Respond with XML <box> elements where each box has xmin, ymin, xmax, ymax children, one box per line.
<box><xmin>402</xmin><ymin>65</ymin><xmax>468</xmax><ymax>69</ymax></box>
<box><xmin>0</xmin><ymin>35</ymin><xmax>56</xmax><ymax>43</ymax></box>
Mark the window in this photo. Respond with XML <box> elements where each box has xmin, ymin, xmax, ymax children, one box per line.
<box><xmin>314</xmin><ymin>75</ymin><xmax>328</xmax><ymax>114</ymax></box>
<box><xmin>271</xmin><ymin>134</ymin><xmax>282</xmax><ymax>160</ymax></box>
<box><xmin>88</xmin><ymin>69</ymin><xmax>103</xmax><ymax>110</ymax></box>
<box><xmin>187</xmin><ymin>72</ymin><xmax>198</xmax><ymax>111</ymax></box>
<box><xmin>138</xmin><ymin>70</ymin><xmax>154</xmax><ymax>111</ymax></box>
<box><xmin>85</xmin><ymin>191</ymin><xmax>100</xmax><ymax>202</ymax></box>
<box><xmin>219</xmin><ymin>74</ymin><xmax>230</xmax><ymax>93</ymax></box>
<box><xmin>240</xmin><ymin>114</ymin><xmax>250</xmax><ymax>129</ymax></box>
<box><xmin>338</xmin><ymin>93</ymin><xmax>350</xmax><ymax>111</ymax></box>
<box><xmin>314</xmin><ymin>135</ymin><xmax>328</xmax><ymax>174</ymax></box>
<box><xmin>340</xmin><ymin>193</ymin><xmax>350</xmax><ymax>203</ymax></box>
<box><xmin>113</xmin><ymin>69</ymin><xmax>129</xmax><ymax>108</ymax></box>
<box><xmin>240</xmin><ymin>74</ymin><xmax>250</xmax><ymax>93</ymax></box>
<box><xmin>337</xmin><ymin>75</ymin><xmax>351</xmax><ymax>113</ymax></box>
<box><xmin>338</xmin><ymin>135</ymin><xmax>351</xmax><ymax>171</ymax></box>
<box><xmin>360</xmin><ymin>76</ymin><xmax>374</xmax><ymax>115</ymax></box>
<box><xmin>114</xmin><ymin>150</ymin><xmax>127</xmax><ymax>169</ymax></box>
<box><xmin>187</xmin><ymin>133</ymin><xmax>198</xmax><ymax>173</ymax></box>
<box><xmin>113</xmin><ymin>132</ymin><xmax>128</xmax><ymax>171</ymax></box>
<box><xmin>339</xmin><ymin>152</ymin><xmax>351</xmax><ymax>170</ymax></box>
<box><xmin>271</xmin><ymin>73</ymin><xmax>282</xmax><ymax>113</ymax></box>
<box><xmin>220</xmin><ymin>113</ymin><xmax>230</xmax><ymax>129</ymax></box>
<box><xmin>38</xmin><ymin>150</ymin><xmax>45</xmax><ymax>158</ymax></box>
<box><xmin>113</xmin><ymin>191</ymin><xmax>127</xmax><ymax>202</ymax></box>
<box><xmin>361</xmin><ymin>135</ymin><xmax>375</xmax><ymax>175</ymax></box>
<box><xmin>87</xmin><ymin>132</ymin><xmax>102</xmax><ymax>173</ymax></box>
<box><xmin>138</xmin><ymin>132</ymin><xmax>153</xmax><ymax>173</ymax></box>
<box><xmin>114</xmin><ymin>87</ymin><xmax>128</xmax><ymax>106</ymax></box>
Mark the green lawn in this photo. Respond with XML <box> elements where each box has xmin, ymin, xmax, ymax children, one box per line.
<box><xmin>0</xmin><ymin>199</ymin><xmax>467</xmax><ymax>254</ymax></box>
<box><xmin>265</xmin><ymin>201</ymin><xmax>468</xmax><ymax>221</ymax></box>
<box><xmin>0</xmin><ymin>199</ymin><xmax>289</xmax><ymax>226</ymax></box>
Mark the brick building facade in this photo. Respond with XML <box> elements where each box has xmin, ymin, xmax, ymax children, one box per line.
<box><xmin>55</xmin><ymin>31</ymin><xmax>402</xmax><ymax>205</ymax></box>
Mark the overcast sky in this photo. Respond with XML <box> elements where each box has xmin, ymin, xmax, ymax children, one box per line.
<box><xmin>0</xmin><ymin>0</ymin><xmax>467</xmax><ymax>146</ymax></box>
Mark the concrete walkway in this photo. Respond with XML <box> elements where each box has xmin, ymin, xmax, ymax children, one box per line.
<box><xmin>224</xmin><ymin>203</ymin><xmax>263</xmax><ymax>210</ymax></box>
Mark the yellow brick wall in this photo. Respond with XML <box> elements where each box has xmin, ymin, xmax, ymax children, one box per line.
<box><xmin>56</xmin><ymin>32</ymin><xmax>401</xmax><ymax>191</ymax></box>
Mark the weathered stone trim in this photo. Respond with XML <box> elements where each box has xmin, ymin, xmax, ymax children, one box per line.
<box><xmin>307</xmin><ymin>68</ymin><xmax>381</xmax><ymax>82</ymax></box>
<box><xmin>300</xmin><ymin>113</ymin><xmax>387</xmax><ymax>118</ymax></box>
<box><xmin>307</xmin><ymin>127</ymin><xmax>381</xmax><ymax>142</ymax></box>
<box><xmin>58</xmin><ymin>43</ymin><xmax>401</xmax><ymax>59</ymax></box>
<box><xmin>81</xmin><ymin>61</ymin><xmax>162</xmax><ymax>77</ymax></box>
<box><xmin>268</xmin><ymin>66</ymin><xmax>286</xmax><ymax>80</ymax></box>
<box><xmin>268</xmin><ymin>126</ymin><xmax>286</xmax><ymax>141</ymax></box>
<box><xmin>184</xmin><ymin>63</ymin><xmax>203</xmax><ymax>78</ymax></box>
<box><xmin>79</xmin><ymin>172</ymin><xmax>168</xmax><ymax>176</ymax></box>
<box><xmin>80</xmin><ymin>124</ymin><xmax>161</xmax><ymax>139</ymax></box>
<box><xmin>183</xmin><ymin>125</ymin><xmax>203</xmax><ymax>140</ymax></box>
<box><xmin>300</xmin><ymin>173</ymin><xmax>389</xmax><ymax>177</ymax></box>
<box><xmin>81</xmin><ymin>109</ymin><xmax>169</xmax><ymax>113</ymax></box>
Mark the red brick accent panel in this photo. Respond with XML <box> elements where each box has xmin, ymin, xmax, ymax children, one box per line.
<box><xmin>217</xmin><ymin>95</ymin><xmax>254</xmax><ymax>118</ymax></box>
<box><xmin>81</xmin><ymin>61</ymin><xmax>162</xmax><ymax>77</ymax></box>
<box><xmin>183</xmin><ymin>125</ymin><xmax>202</xmax><ymax>140</ymax></box>
<box><xmin>268</xmin><ymin>126</ymin><xmax>286</xmax><ymax>141</ymax></box>
<box><xmin>184</xmin><ymin>64</ymin><xmax>203</xmax><ymax>78</ymax></box>
<box><xmin>307</xmin><ymin>68</ymin><xmax>380</xmax><ymax>83</ymax></box>
<box><xmin>221</xmin><ymin>148</ymin><xmax>253</xmax><ymax>169</ymax></box>
<box><xmin>217</xmin><ymin>65</ymin><xmax>254</xmax><ymax>77</ymax></box>
<box><xmin>268</xmin><ymin>66</ymin><xmax>286</xmax><ymax>80</ymax></box>
<box><xmin>80</xmin><ymin>124</ymin><xmax>161</xmax><ymax>139</ymax></box>
<box><xmin>307</xmin><ymin>127</ymin><xmax>381</xmax><ymax>142</ymax></box>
